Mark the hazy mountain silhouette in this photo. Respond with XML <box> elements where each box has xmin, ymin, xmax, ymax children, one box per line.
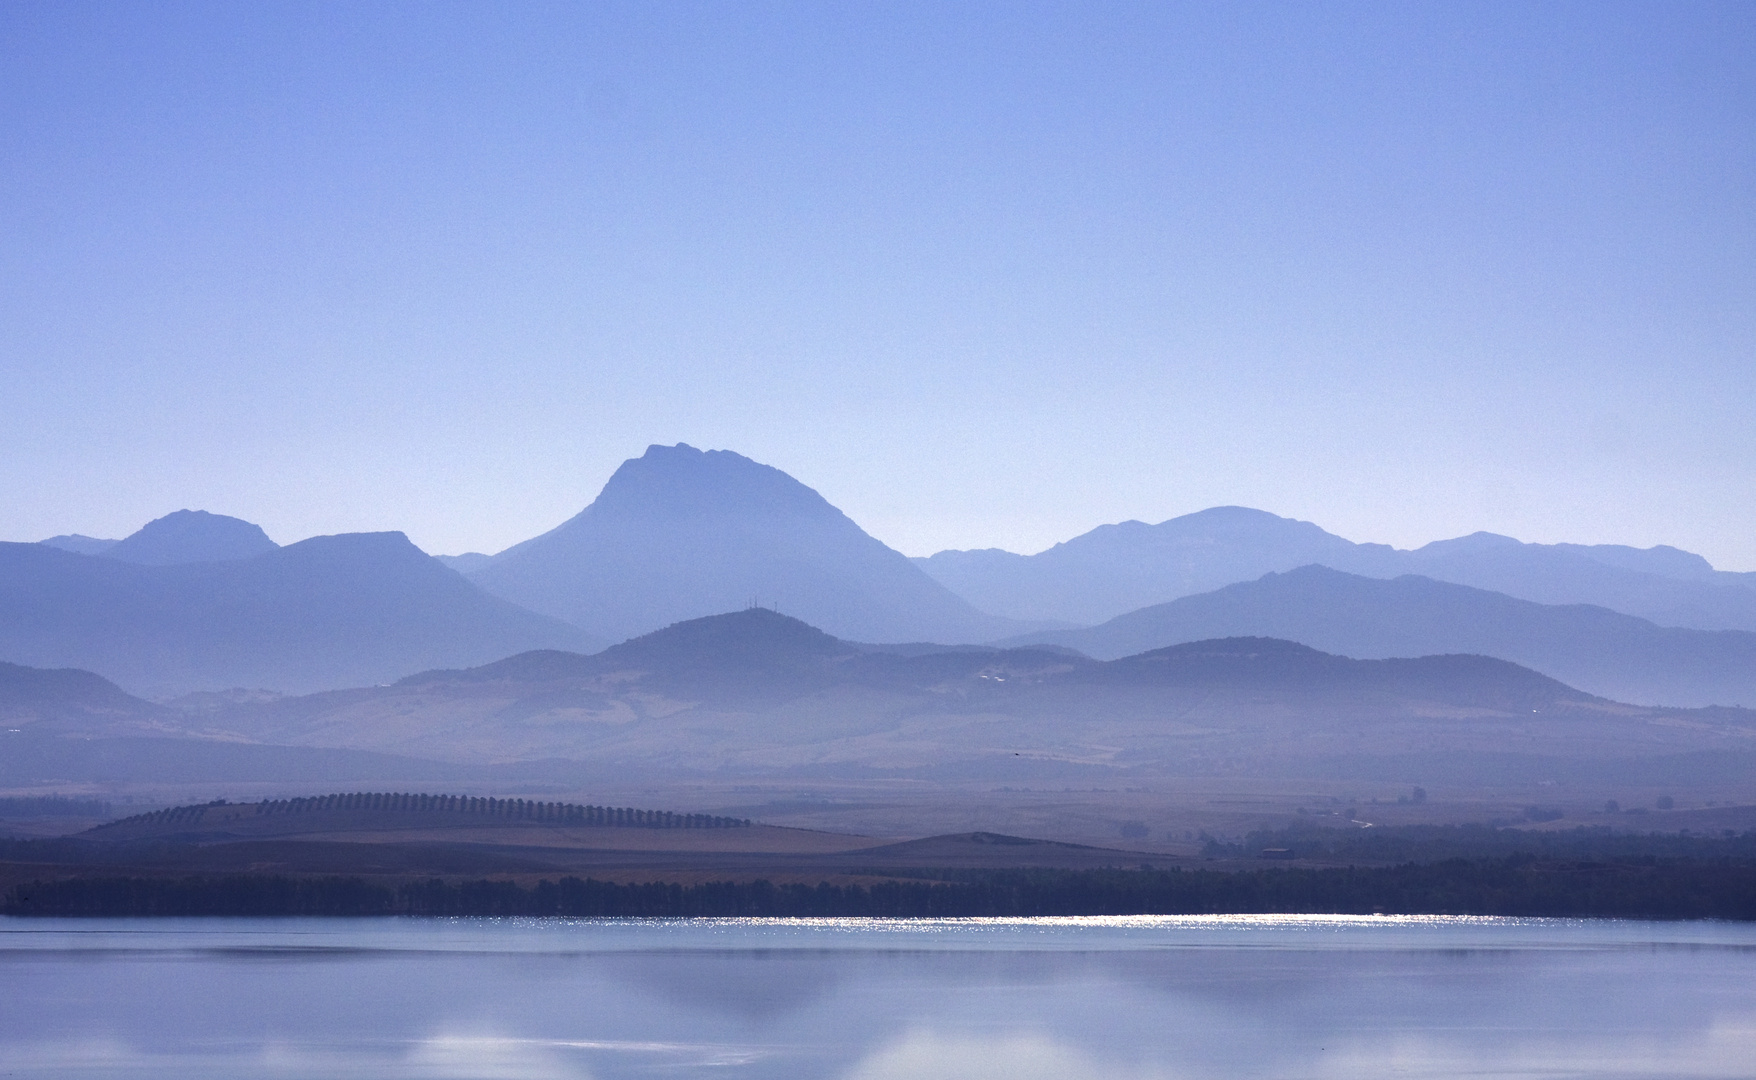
<box><xmin>1548</xmin><ymin>541</ymin><xmax>1725</xmax><ymax>580</ymax></box>
<box><xmin>0</xmin><ymin>730</ymin><xmax>484</xmax><ymax>788</ymax></box>
<box><xmin>0</xmin><ymin>661</ymin><xmax>169</xmax><ymax>736</ymax></box>
<box><xmin>0</xmin><ymin>533</ymin><xmax>596</xmax><ymax>697</ymax></box>
<box><xmin>1003</xmin><ymin>565</ymin><xmax>1756</xmax><ymax>708</ymax></box>
<box><xmin>6</xmin><ymin>610</ymin><xmax>1748</xmax><ymax>792</ymax></box>
<box><xmin>1396</xmin><ymin>532</ymin><xmax>1756</xmax><ymax>630</ymax></box>
<box><xmin>103</xmin><ymin>509</ymin><xmax>281</xmax><ymax>564</ymax></box>
<box><xmin>466</xmin><ymin>444</ymin><xmax>1025</xmax><ymax>643</ymax></box>
<box><xmin>917</xmin><ymin>507</ymin><xmax>1756</xmax><ymax>631</ymax></box>
<box><xmin>38</xmin><ymin>534</ymin><xmax>119</xmax><ymax>556</ymax></box>
<box><xmin>434</xmin><ymin>552</ymin><xmax>493</xmax><ymax>574</ymax></box>
<box><xmin>0</xmin><ymin>660</ymin><xmax>584</xmax><ymax>788</ymax></box>
<box><xmin>202</xmin><ymin>609</ymin><xmax>1756</xmax><ymax>788</ymax></box>
<box><xmin>918</xmin><ymin>507</ymin><xmax>1392</xmax><ymax>624</ymax></box>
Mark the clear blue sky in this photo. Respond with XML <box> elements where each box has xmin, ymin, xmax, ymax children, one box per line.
<box><xmin>3</xmin><ymin>1</ymin><xmax>1752</xmax><ymax>566</ymax></box>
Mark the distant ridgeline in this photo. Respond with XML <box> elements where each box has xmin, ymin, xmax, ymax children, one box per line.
<box><xmin>0</xmin><ymin>796</ymin><xmax>114</xmax><ymax>819</ymax></box>
<box><xmin>91</xmin><ymin>793</ymin><xmax>750</xmax><ymax>836</ymax></box>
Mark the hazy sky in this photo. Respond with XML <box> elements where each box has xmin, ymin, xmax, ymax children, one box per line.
<box><xmin>3</xmin><ymin>1</ymin><xmax>1752</xmax><ymax>566</ymax></box>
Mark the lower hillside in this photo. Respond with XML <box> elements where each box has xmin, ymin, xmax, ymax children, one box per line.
<box><xmin>7</xmin><ymin>805</ymin><xmax>1756</xmax><ymax>919</ymax></box>
<box><xmin>87</xmin><ymin>793</ymin><xmax>751</xmax><ymax>843</ymax></box>
<box><xmin>193</xmin><ymin>611</ymin><xmax>1756</xmax><ymax>789</ymax></box>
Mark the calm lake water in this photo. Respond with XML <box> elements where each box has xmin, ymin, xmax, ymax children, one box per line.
<box><xmin>1</xmin><ymin>915</ymin><xmax>1752</xmax><ymax>1079</ymax></box>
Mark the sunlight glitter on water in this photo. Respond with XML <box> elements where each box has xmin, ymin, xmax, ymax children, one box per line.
<box><xmin>4</xmin><ymin>917</ymin><xmax>1753</xmax><ymax>1079</ymax></box>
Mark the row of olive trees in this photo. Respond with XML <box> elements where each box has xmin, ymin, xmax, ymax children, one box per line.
<box><xmin>103</xmin><ymin>792</ymin><xmax>749</xmax><ymax>831</ymax></box>
<box><xmin>97</xmin><ymin>798</ymin><xmax>230</xmax><ymax>829</ymax></box>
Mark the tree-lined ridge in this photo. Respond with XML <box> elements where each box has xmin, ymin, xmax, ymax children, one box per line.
<box><xmin>88</xmin><ymin>793</ymin><xmax>751</xmax><ymax>840</ymax></box>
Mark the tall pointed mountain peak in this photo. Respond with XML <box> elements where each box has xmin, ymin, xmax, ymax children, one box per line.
<box><xmin>468</xmin><ymin>445</ymin><xmax>1018</xmax><ymax>644</ymax></box>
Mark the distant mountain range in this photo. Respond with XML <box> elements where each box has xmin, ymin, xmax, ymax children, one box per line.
<box><xmin>0</xmin><ymin>660</ymin><xmax>172</xmax><ymax>737</ymax></box>
<box><xmin>0</xmin><ymin>660</ymin><xmax>490</xmax><ymax>788</ymax></box>
<box><xmin>461</xmin><ymin>443</ymin><xmax>1028</xmax><ymax>644</ymax></box>
<box><xmin>6</xmin><ymin>609</ymin><xmax>1752</xmax><ymax>791</ymax></box>
<box><xmin>37</xmin><ymin>533</ymin><xmax>121</xmax><ymax>556</ymax></box>
<box><xmin>0</xmin><ymin>531</ymin><xmax>594</xmax><ymax>697</ymax></box>
<box><xmin>1003</xmin><ymin>565</ymin><xmax>1756</xmax><ymax>708</ymax></box>
<box><xmin>916</xmin><ymin>506</ymin><xmax>1756</xmax><ymax>631</ymax></box>
<box><xmin>38</xmin><ymin>509</ymin><xmax>278</xmax><ymax>563</ymax></box>
<box><xmin>107</xmin><ymin>509</ymin><xmax>279</xmax><ymax>564</ymax></box>
<box><xmin>15</xmin><ymin>444</ymin><xmax>1755</xmax><ymax>710</ymax></box>
<box><xmin>147</xmin><ymin>610</ymin><xmax>1756</xmax><ymax>787</ymax></box>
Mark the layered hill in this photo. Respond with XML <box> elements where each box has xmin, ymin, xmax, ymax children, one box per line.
<box><xmin>917</xmin><ymin>507</ymin><xmax>1756</xmax><ymax>631</ymax></box>
<box><xmin>85</xmin><ymin>793</ymin><xmax>751</xmax><ymax>844</ymax></box>
<box><xmin>0</xmin><ymin>658</ymin><xmax>501</xmax><ymax>788</ymax></box>
<box><xmin>1397</xmin><ymin>532</ymin><xmax>1756</xmax><ymax>631</ymax></box>
<box><xmin>103</xmin><ymin>509</ymin><xmax>279</xmax><ymax>564</ymax></box>
<box><xmin>465</xmin><ymin>444</ymin><xmax>1024</xmax><ymax>644</ymax></box>
<box><xmin>918</xmin><ymin>507</ymin><xmax>1382</xmax><ymax>625</ymax></box>
<box><xmin>0</xmin><ymin>531</ymin><xmax>596</xmax><ymax>697</ymax></box>
<box><xmin>0</xmin><ymin>661</ymin><xmax>171</xmax><ymax>737</ymax></box>
<box><xmin>37</xmin><ymin>534</ymin><xmax>119</xmax><ymax>556</ymax></box>
<box><xmin>38</xmin><ymin>510</ymin><xmax>277</xmax><ymax>563</ymax></box>
<box><xmin>37</xmin><ymin>796</ymin><xmax>1148</xmax><ymax>880</ymax></box>
<box><xmin>1005</xmin><ymin>566</ymin><xmax>1756</xmax><ymax>708</ymax></box>
<box><xmin>198</xmin><ymin>609</ymin><xmax>1756</xmax><ymax>787</ymax></box>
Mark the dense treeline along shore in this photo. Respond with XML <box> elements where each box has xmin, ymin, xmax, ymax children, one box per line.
<box><xmin>1211</xmin><ymin>822</ymin><xmax>1756</xmax><ymax>863</ymax></box>
<box><xmin>0</xmin><ymin>796</ymin><xmax>113</xmax><ymax>820</ymax></box>
<box><xmin>7</xmin><ymin>859</ymin><xmax>1756</xmax><ymax>920</ymax></box>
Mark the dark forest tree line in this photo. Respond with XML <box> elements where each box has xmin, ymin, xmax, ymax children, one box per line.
<box><xmin>0</xmin><ymin>796</ymin><xmax>113</xmax><ymax>819</ymax></box>
<box><xmin>1202</xmin><ymin>823</ymin><xmax>1756</xmax><ymax>863</ymax></box>
<box><xmin>9</xmin><ymin>858</ymin><xmax>1756</xmax><ymax>920</ymax></box>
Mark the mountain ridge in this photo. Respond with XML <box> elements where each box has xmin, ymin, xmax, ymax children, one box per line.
<box><xmin>6</xmin><ymin>610</ymin><xmax>1751</xmax><ymax>792</ymax></box>
<box><xmin>37</xmin><ymin>534</ymin><xmax>120</xmax><ymax>556</ymax></box>
<box><xmin>186</xmin><ymin>609</ymin><xmax>1756</xmax><ymax>787</ymax></box>
<box><xmin>466</xmin><ymin>444</ymin><xmax>1030</xmax><ymax>644</ymax></box>
<box><xmin>0</xmin><ymin>532</ymin><xmax>596</xmax><ymax>697</ymax></box>
<box><xmin>1002</xmin><ymin>565</ymin><xmax>1756</xmax><ymax>708</ymax></box>
<box><xmin>917</xmin><ymin>507</ymin><xmax>1756</xmax><ymax>631</ymax></box>
<box><xmin>104</xmin><ymin>509</ymin><xmax>279</xmax><ymax>565</ymax></box>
